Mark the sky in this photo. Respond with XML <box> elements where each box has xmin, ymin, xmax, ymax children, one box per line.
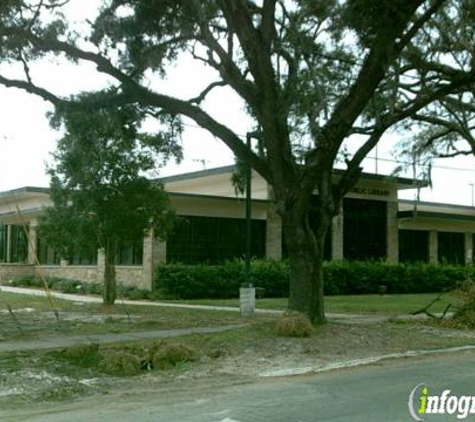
<box><xmin>1</xmin><ymin>1</ymin><xmax>475</xmax><ymax>206</ymax></box>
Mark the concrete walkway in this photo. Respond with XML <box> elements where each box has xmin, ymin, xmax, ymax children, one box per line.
<box><xmin>0</xmin><ymin>286</ymin><xmax>390</xmax><ymax>322</ymax></box>
<box><xmin>0</xmin><ymin>285</ymin><xmax>280</xmax><ymax>314</ymax></box>
<box><xmin>0</xmin><ymin>324</ymin><xmax>243</xmax><ymax>353</ymax></box>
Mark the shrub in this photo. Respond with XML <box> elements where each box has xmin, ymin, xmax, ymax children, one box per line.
<box><xmin>276</xmin><ymin>312</ymin><xmax>313</xmax><ymax>337</ymax></box>
<box><xmin>154</xmin><ymin>259</ymin><xmax>288</xmax><ymax>299</ymax></box>
<box><xmin>62</xmin><ymin>343</ymin><xmax>101</xmax><ymax>367</ymax></box>
<box><xmin>150</xmin><ymin>342</ymin><xmax>198</xmax><ymax>369</ymax></box>
<box><xmin>99</xmin><ymin>351</ymin><xmax>142</xmax><ymax>376</ymax></box>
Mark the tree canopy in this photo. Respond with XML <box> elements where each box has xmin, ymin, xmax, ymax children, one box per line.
<box><xmin>2</xmin><ymin>0</ymin><xmax>475</xmax><ymax>320</ymax></box>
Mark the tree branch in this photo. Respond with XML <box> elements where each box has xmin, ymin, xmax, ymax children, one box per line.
<box><xmin>188</xmin><ymin>81</ymin><xmax>227</xmax><ymax>104</ymax></box>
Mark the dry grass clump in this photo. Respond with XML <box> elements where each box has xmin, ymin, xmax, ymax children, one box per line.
<box><xmin>99</xmin><ymin>351</ymin><xmax>142</xmax><ymax>376</ymax></box>
<box><xmin>276</xmin><ymin>312</ymin><xmax>314</xmax><ymax>338</ymax></box>
<box><xmin>62</xmin><ymin>343</ymin><xmax>101</xmax><ymax>367</ymax></box>
<box><xmin>150</xmin><ymin>342</ymin><xmax>199</xmax><ymax>369</ymax></box>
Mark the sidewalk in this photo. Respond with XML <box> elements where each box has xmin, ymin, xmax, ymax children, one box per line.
<box><xmin>0</xmin><ymin>285</ymin><xmax>280</xmax><ymax>313</ymax></box>
<box><xmin>0</xmin><ymin>285</ymin><xmax>389</xmax><ymax>322</ymax></box>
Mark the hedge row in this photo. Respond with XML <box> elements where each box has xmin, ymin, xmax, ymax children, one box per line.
<box><xmin>154</xmin><ymin>260</ymin><xmax>475</xmax><ymax>299</ymax></box>
<box><xmin>155</xmin><ymin>260</ymin><xmax>289</xmax><ymax>299</ymax></box>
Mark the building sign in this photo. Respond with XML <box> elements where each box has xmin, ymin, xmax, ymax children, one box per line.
<box><xmin>350</xmin><ymin>187</ymin><xmax>390</xmax><ymax>197</ymax></box>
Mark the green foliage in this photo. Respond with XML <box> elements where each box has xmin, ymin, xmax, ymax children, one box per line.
<box><xmin>324</xmin><ymin>261</ymin><xmax>473</xmax><ymax>295</ymax></box>
<box><xmin>38</xmin><ymin>94</ymin><xmax>180</xmax><ymax>304</ymax></box>
<box><xmin>39</xmin><ymin>96</ymin><xmax>178</xmax><ymax>261</ymax></box>
<box><xmin>155</xmin><ymin>260</ymin><xmax>475</xmax><ymax>299</ymax></box>
<box><xmin>155</xmin><ymin>259</ymin><xmax>289</xmax><ymax>299</ymax></box>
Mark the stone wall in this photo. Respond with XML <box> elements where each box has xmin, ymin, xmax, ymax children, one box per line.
<box><xmin>0</xmin><ymin>264</ymin><xmax>35</xmax><ymax>284</ymax></box>
<box><xmin>35</xmin><ymin>265</ymin><xmax>145</xmax><ymax>289</ymax></box>
<box><xmin>37</xmin><ymin>265</ymin><xmax>98</xmax><ymax>283</ymax></box>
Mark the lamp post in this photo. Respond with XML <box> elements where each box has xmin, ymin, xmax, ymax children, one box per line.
<box><xmin>470</xmin><ymin>183</ymin><xmax>474</xmax><ymax>207</ymax></box>
<box><xmin>245</xmin><ymin>133</ymin><xmax>252</xmax><ymax>287</ymax></box>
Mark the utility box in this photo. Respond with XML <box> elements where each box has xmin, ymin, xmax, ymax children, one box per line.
<box><xmin>239</xmin><ymin>284</ymin><xmax>255</xmax><ymax>317</ymax></box>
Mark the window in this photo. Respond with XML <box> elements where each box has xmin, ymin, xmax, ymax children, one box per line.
<box><xmin>167</xmin><ymin>215</ymin><xmax>266</xmax><ymax>264</ymax></box>
<box><xmin>37</xmin><ymin>237</ymin><xmax>60</xmax><ymax>265</ymax></box>
<box><xmin>116</xmin><ymin>240</ymin><xmax>143</xmax><ymax>266</ymax></box>
<box><xmin>343</xmin><ymin>198</ymin><xmax>387</xmax><ymax>261</ymax></box>
<box><xmin>399</xmin><ymin>230</ymin><xmax>429</xmax><ymax>263</ymax></box>
<box><xmin>0</xmin><ymin>224</ymin><xmax>7</xmax><ymax>262</ymax></box>
<box><xmin>10</xmin><ymin>225</ymin><xmax>29</xmax><ymax>263</ymax></box>
<box><xmin>70</xmin><ymin>248</ymin><xmax>98</xmax><ymax>265</ymax></box>
<box><xmin>438</xmin><ymin>232</ymin><xmax>464</xmax><ymax>265</ymax></box>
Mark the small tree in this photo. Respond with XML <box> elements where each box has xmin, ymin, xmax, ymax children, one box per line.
<box><xmin>39</xmin><ymin>98</ymin><xmax>179</xmax><ymax>305</ymax></box>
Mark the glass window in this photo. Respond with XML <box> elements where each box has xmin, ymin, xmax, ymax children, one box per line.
<box><xmin>70</xmin><ymin>248</ymin><xmax>98</xmax><ymax>265</ymax></box>
<box><xmin>10</xmin><ymin>225</ymin><xmax>29</xmax><ymax>263</ymax></box>
<box><xmin>0</xmin><ymin>224</ymin><xmax>7</xmax><ymax>263</ymax></box>
<box><xmin>116</xmin><ymin>240</ymin><xmax>143</xmax><ymax>266</ymax></box>
<box><xmin>167</xmin><ymin>215</ymin><xmax>266</xmax><ymax>264</ymax></box>
<box><xmin>343</xmin><ymin>198</ymin><xmax>387</xmax><ymax>261</ymax></box>
<box><xmin>438</xmin><ymin>232</ymin><xmax>464</xmax><ymax>265</ymax></box>
<box><xmin>399</xmin><ymin>230</ymin><xmax>429</xmax><ymax>263</ymax></box>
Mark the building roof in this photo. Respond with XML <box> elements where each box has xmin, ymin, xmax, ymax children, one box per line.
<box><xmin>0</xmin><ymin>186</ymin><xmax>50</xmax><ymax>205</ymax></box>
<box><xmin>398</xmin><ymin>210</ymin><xmax>475</xmax><ymax>222</ymax></box>
<box><xmin>161</xmin><ymin>164</ymin><xmax>425</xmax><ymax>190</ymax></box>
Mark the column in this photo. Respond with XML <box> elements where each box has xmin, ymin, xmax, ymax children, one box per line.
<box><xmin>6</xmin><ymin>225</ymin><xmax>11</xmax><ymax>263</ymax></box>
<box><xmin>141</xmin><ymin>232</ymin><xmax>154</xmax><ymax>290</ymax></box>
<box><xmin>141</xmin><ymin>230</ymin><xmax>167</xmax><ymax>290</ymax></box>
<box><xmin>331</xmin><ymin>207</ymin><xmax>344</xmax><ymax>261</ymax></box>
<box><xmin>28</xmin><ymin>222</ymin><xmax>38</xmax><ymax>265</ymax></box>
<box><xmin>465</xmin><ymin>233</ymin><xmax>473</xmax><ymax>265</ymax></box>
<box><xmin>386</xmin><ymin>201</ymin><xmax>399</xmax><ymax>263</ymax></box>
<box><xmin>429</xmin><ymin>231</ymin><xmax>438</xmax><ymax>264</ymax></box>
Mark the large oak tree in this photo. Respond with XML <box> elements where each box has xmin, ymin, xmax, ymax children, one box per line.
<box><xmin>2</xmin><ymin>0</ymin><xmax>475</xmax><ymax>321</ymax></box>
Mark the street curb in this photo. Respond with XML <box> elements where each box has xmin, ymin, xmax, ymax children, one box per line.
<box><xmin>258</xmin><ymin>345</ymin><xmax>475</xmax><ymax>377</ymax></box>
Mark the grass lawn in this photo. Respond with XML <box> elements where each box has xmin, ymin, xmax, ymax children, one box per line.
<box><xmin>0</xmin><ymin>289</ymin><xmax>463</xmax><ymax>323</ymax></box>
<box><xmin>167</xmin><ymin>292</ymin><xmax>462</xmax><ymax>315</ymax></box>
<box><xmin>0</xmin><ymin>291</ymin><xmax>247</xmax><ymax>340</ymax></box>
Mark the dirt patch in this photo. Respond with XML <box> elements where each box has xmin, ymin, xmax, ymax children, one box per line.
<box><xmin>1</xmin><ymin>313</ymin><xmax>475</xmax><ymax>411</ymax></box>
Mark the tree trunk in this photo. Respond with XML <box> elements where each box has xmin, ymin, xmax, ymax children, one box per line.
<box><xmin>282</xmin><ymin>208</ymin><xmax>331</xmax><ymax>324</ymax></box>
<box><xmin>103</xmin><ymin>240</ymin><xmax>117</xmax><ymax>305</ymax></box>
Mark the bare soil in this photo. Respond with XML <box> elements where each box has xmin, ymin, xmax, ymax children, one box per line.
<box><xmin>2</xmin><ymin>305</ymin><xmax>475</xmax><ymax>413</ymax></box>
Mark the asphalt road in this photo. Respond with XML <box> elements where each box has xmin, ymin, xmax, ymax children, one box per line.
<box><xmin>4</xmin><ymin>350</ymin><xmax>475</xmax><ymax>422</ymax></box>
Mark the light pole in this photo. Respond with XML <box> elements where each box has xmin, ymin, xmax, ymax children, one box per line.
<box><xmin>470</xmin><ymin>183</ymin><xmax>474</xmax><ymax>207</ymax></box>
<box><xmin>245</xmin><ymin>133</ymin><xmax>252</xmax><ymax>287</ymax></box>
<box><xmin>244</xmin><ymin>131</ymin><xmax>262</xmax><ymax>287</ymax></box>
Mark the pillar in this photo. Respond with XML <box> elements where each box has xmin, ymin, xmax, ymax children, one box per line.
<box><xmin>6</xmin><ymin>224</ymin><xmax>11</xmax><ymax>263</ymax></box>
<box><xmin>465</xmin><ymin>233</ymin><xmax>473</xmax><ymax>265</ymax></box>
<box><xmin>28</xmin><ymin>223</ymin><xmax>38</xmax><ymax>265</ymax></box>
<box><xmin>141</xmin><ymin>230</ymin><xmax>167</xmax><ymax>290</ymax></box>
<box><xmin>387</xmin><ymin>201</ymin><xmax>399</xmax><ymax>263</ymax></box>
<box><xmin>429</xmin><ymin>231</ymin><xmax>438</xmax><ymax>264</ymax></box>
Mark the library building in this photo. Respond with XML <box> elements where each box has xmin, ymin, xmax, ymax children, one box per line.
<box><xmin>0</xmin><ymin>165</ymin><xmax>473</xmax><ymax>289</ymax></box>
